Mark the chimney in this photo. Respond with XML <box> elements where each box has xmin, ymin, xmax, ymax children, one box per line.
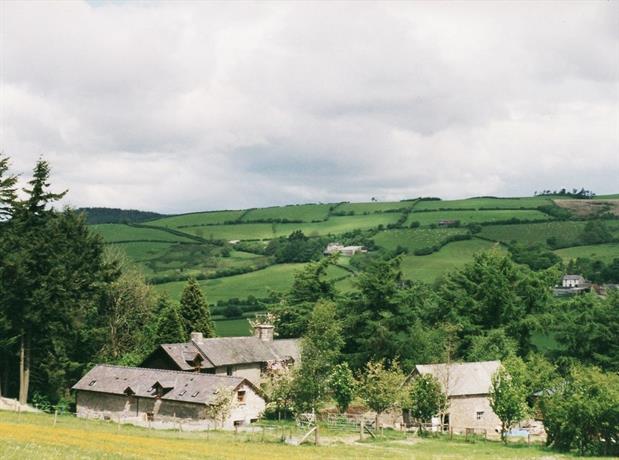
<box><xmin>190</xmin><ymin>332</ymin><xmax>204</xmax><ymax>343</ymax></box>
<box><xmin>253</xmin><ymin>324</ymin><xmax>274</xmax><ymax>342</ymax></box>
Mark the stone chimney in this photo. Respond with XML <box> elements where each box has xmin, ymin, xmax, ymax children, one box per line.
<box><xmin>253</xmin><ymin>324</ymin><xmax>274</xmax><ymax>342</ymax></box>
<box><xmin>190</xmin><ymin>332</ymin><xmax>204</xmax><ymax>343</ymax></box>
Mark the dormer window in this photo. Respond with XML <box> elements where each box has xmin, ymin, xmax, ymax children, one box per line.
<box><xmin>88</xmin><ymin>380</ymin><xmax>97</xmax><ymax>386</ymax></box>
<box><xmin>179</xmin><ymin>390</ymin><xmax>186</xmax><ymax>396</ymax></box>
<box><xmin>191</xmin><ymin>391</ymin><xmax>199</xmax><ymax>397</ymax></box>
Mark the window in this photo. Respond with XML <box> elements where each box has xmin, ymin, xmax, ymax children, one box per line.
<box><xmin>237</xmin><ymin>390</ymin><xmax>246</xmax><ymax>403</ymax></box>
<box><xmin>476</xmin><ymin>411</ymin><xmax>484</xmax><ymax>420</ymax></box>
<box><xmin>226</xmin><ymin>366</ymin><xmax>233</xmax><ymax>376</ymax></box>
<box><xmin>191</xmin><ymin>391</ymin><xmax>200</xmax><ymax>397</ymax></box>
<box><xmin>88</xmin><ymin>380</ymin><xmax>97</xmax><ymax>386</ymax></box>
<box><xmin>179</xmin><ymin>390</ymin><xmax>186</xmax><ymax>396</ymax></box>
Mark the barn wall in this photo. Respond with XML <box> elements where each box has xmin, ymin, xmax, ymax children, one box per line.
<box><xmin>214</xmin><ymin>363</ymin><xmax>262</xmax><ymax>386</ymax></box>
<box><xmin>224</xmin><ymin>383</ymin><xmax>266</xmax><ymax>429</ymax></box>
<box><xmin>448</xmin><ymin>395</ymin><xmax>501</xmax><ymax>433</ymax></box>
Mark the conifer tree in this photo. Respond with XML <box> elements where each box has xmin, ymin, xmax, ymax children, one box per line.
<box><xmin>179</xmin><ymin>278</ymin><xmax>215</xmax><ymax>338</ymax></box>
<box><xmin>154</xmin><ymin>296</ymin><xmax>186</xmax><ymax>344</ymax></box>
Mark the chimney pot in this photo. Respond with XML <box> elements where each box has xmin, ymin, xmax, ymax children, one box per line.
<box><xmin>254</xmin><ymin>325</ymin><xmax>274</xmax><ymax>342</ymax></box>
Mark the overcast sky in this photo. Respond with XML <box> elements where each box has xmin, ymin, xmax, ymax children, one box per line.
<box><xmin>1</xmin><ymin>1</ymin><xmax>617</xmax><ymax>213</ymax></box>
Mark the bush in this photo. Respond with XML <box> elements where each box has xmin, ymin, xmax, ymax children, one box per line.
<box><xmin>223</xmin><ymin>305</ymin><xmax>243</xmax><ymax>318</ymax></box>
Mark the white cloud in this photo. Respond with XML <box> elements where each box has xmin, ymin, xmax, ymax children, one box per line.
<box><xmin>1</xmin><ymin>0</ymin><xmax>617</xmax><ymax>213</ymax></box>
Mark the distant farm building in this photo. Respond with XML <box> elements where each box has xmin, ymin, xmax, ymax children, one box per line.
<box><xmin>438</xmin><ymin>220</ymin><xmax>460</xmax><ymax>227</ymax></box>
<box><xmin>554</xmin><ymin>274</ymin><xmax>591</xmax><ymax>296</ymax></box>
<box><xmin>324</xmin><ymin>243</ymin><xmax>367</xmax><ymax>256</ymax></box>
<box><xmin>406</xmin><ymin>360</ymin><xmax>502</xmax><ymax>434</ymax></box>
<box><xmin>561</xmin><ymin>274</ymin><xmax>586</xmax><ymax>288</ymax></box>
<box><xmin>72</xmin><ymin>365</ymin><xmax>265</xmax><ymax>429</ymax></box>
<box><xmin>141</xmin><ymin>325</ymin><xmax>300</xmax><ymax>387</ymax></box>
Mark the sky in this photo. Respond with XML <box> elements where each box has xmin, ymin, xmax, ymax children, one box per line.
<box><xmin>1</xmin><ymin>1</ymin><xmax>618</xmax><ymax>214</ymax></box>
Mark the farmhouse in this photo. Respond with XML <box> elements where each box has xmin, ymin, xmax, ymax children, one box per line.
<box><xmin>561</xmin><ymin>274</ymin><xmax>586</xmax><ymax>288</ymax></box>
<box><xmin>73</xmin><ymin>365</ymin><xmax>265</xmax><ymax>429</ymax></box>
<box><xmin>141</xmin><ymin>325</ymin><xmax>300</xmax><ymax>386</ymax></box>
<box><xmin>323</xmin><ymin>242</ymin><xmax>367</xmax><ymax>256</ymax></box>
<box><xmin>406</xmin><ymin>360</ymin><xmax>502</xmax><ymax>434</ymax></box>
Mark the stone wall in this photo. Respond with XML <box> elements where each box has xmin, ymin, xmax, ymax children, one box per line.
<box><xmin>214</xmin><ymin>363</ymin><xmax>262</xmax><ymax>386</ymax></box>
<box><xmin>75</xmin><ymin>385</ymin><xmax>265</xmax><ymax>430</ymax></box>
<box><xmin>448</xmin><ymin>395</ymin><xmax>501</xmax><ymax>434</ymax></box>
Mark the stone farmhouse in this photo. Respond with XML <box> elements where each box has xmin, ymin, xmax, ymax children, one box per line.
<box><xmin>406</xmin><ymin>360</ymin><xmax>502</xmax><ymax>434</ymax></box>
<box><xmin>141</xmin><ymin>325</ymin><xmax>300</xmax><ymax>386</ymax></box>
<box><xmin>72</xmin><ymin>365</ymin><xmax>265</xmax><ymax>429</ymax></box>
<box><xmin>561</xmin><ymin>274</ymin><xmax>587</xmax><ymax>288</ymax></box>
<box><xmin>323</xmin><ymin>243</ymin><xmax>367</xmax><ymax>256</ymax></box>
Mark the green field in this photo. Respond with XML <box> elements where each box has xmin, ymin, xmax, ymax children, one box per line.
<box><xmin>373</xmin><ymin>228</ymin><xmax>469</xmax><ymax>252</ymax></box>
<box><xmin>413</xmin><ymin>197</ymin><xmax>551</xmax><ymax>211</ymax></box>
<box><xmin>479</xmin><ymin>221</ymin><xmax>587</xmax><ymax>246</ymax></box>
<box><xmin>92</xmin><ymin>224</ymin><xmax>194</xmax><ymax>243</ymax></box>
<box><xmin>155</xmin><ymin>263</ymin><xmax>353</xmax><ymax>303</ymax></box>
<box><xmin>400</xmin><ymin>238</ymin><xmax>505</xmax><ymax>283</ymax></box>
<box><xmin>180</xmin><ymin>213</ymin><xmax>402</xmax><ymax>241</ymax></box>
<box><xmin>336</xmin><ymin>201</ymin><xmax>414</xmax><ymax>214</ymax></box>
<box><xmin>554</xmin><ymin>243</ymin><xmax>619</xmax><ymax>263</ymax></box>
<box><xmin>1</xmin><ymin>411</ymin><xmax>590</xmax><ymax>460</ymax></box>
<box><xmin>149</xmin><ymin>210</ymin><xmax>245</xmax><ymax>227</ymax></box>
<box><xmin>242</xmin><ymin>204</ymin><xmax>332</xmax><ymax>222</ymax></box>
<box><xmin>406</xmin><ymin>209</ymin><xmax>549</xmax><ymax>227</ymax></box>
<box><xmin>214</xmin><ymin>318</ymin><xmax>252</xmax><ymax>336</ymax></box>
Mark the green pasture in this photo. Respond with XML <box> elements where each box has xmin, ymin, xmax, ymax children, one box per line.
<box><xmin>149</xmin><ymin>210</ymin><xmax>245</xmax><ymax>227</ymax></box>
<box><xmin>554</xmin><ymin>243</ymin><xmax>619</xmax><ymax>263</ymax></box>
<box><xmin>413</xmin><ymin>196</ymin><xmax>551</xmax><ymax>211</ymax></box>
<box><xmin>336</xmin><ymin>201</ymin><xmax>414</xmax><ymax>214</ymax></box>
<box><xmin>373</xmin><ymin>227</ymin><xmax>469</xmax><ymax>252</ymax></box>
<box><xmin>479</xmin><ymin>221</ymin><xmax>587</xmax><ymax>246</ymax></box>
<box><xmin>180</xmin><ymin>213</ymin><xmax>401</xmax><ymax>241</ymax></box>
<box><xmin>400</xmin><ymin>239</ymin><xmax>505</xmax><ymax>283</ymax></box>
<box><xmin>155</xmin><ymin>263</ymin><xmax>353</xmax><ymax>303</ymax></box>
<box><xmin>92</xmin><ymin>224</ymin><xmax>194</xmax><ymax>243</ymax></box>
<box><xmin>406</xmin><ymin>209</ymin><xmax>549</xmax><ymax>227</ymax></box>
<box><xmin>214</xmin><ymin>318</ymin><xmax>252</xmax><ymax>336</ymax></box>
<box><xmin>242</xmin><ymin>203</ymin><xmax>332</xmax><ymax>222</ymax></box>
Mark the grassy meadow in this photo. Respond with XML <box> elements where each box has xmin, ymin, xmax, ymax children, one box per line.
<box><xmin>413</xmin><ymin>197</ymin><xmax>552</xmax><ymax>211</ymax></box>
<box><xmin>0</xmin><ymin>411</ymin><xmax>592</xmax><ymax>460</ymax></box>
<box><xmin>149</xmin><ymin>210</ymin><xmax>246</xmax><ymax>227</ymax></box>
<box><xmin>242</xmin><ymin>203</ymin><xmax>333</xmax><ymax>222</ymax></box>
<box><xmin>399</xmin><ymin>239</ymin><xmax>506</xmax><ymax>283</ymax></box>
<box><xmin>478</xmin><ymin>221</ymin><xmax>587</xmax><ymax>246</ymax></box>
<box><xmin>336</xmin><ymin>201</ymin><xmax>414</xmax><ymax>214</ymax></box>
<box><xmin>92</xmin><ymin>224</ymin><xmax>194</xmax><ymax>243</ymax></box>
<box><xmin>406</xmin><ymin>209</ymin><xmax>549</xmax><ymax>227</ymax></box>
<box><xmin>554</xmin><ymin>243</ymin><xmax>619</xmax><ymax>263</ymax></box>
<box><xmin>373</xmin><ymin>227</ymin><xmax>470</xmax><ymax>252</ymax></box>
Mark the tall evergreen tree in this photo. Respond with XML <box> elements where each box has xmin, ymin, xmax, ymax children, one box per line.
<box><xmin>153</xmin><ymin>296</ymin><xmax>186</xmax><ymax>344</ymax></box>
<box><xmin>179</xmin><ymin>278</ymin><xmax>215</xmax><ymax>338</ymax></box>
<box><xmin>0</xmin><ymin>155</ymin><xmax>17</xmax><ymax>220</ymax></box>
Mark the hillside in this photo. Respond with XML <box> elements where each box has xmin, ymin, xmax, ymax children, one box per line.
<box><xmin>90</xmin><ymin>195</ymin><xmax>619</xmax><ymax>335</ymax></box>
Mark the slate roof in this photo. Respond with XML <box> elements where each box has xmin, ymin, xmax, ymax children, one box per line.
<box><xmin>72</xmin><ymin>365</ymin><xmax>250</xmax><ymax>405</ymax></box>
<box><xmin>151</xmin><ymin>336</ymin><xmax>301</xmax><ymax>370</ymax></box>
<box><xmin>563</xmin><ymin>274</ymin><xmax>585</xmax><ymax>281</ymax></box>
<box><xmin>412</xmin><ymin>360</ymin><xmax>501</xmax><ymax>397</ymax></box>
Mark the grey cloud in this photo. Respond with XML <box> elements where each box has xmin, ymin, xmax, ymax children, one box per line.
<box><xmin>1</xmin><ymin>1</ymin><xmax>617</xmax><ymax>213</ymax></box>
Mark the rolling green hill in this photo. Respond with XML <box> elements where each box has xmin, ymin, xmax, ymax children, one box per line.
<box><xmin>90</xmin><ymin>194</ymin><xmax>619</xmax><ymax>336</ymax></box>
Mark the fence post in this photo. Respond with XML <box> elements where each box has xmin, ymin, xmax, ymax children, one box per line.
<box><xmin>315</xmin><ymin>425</ymin><xmax>319</xmax><ymax>445</ymax></box>
<box><xmin>359</xmin><ymin>419</ymin><xmax>364</xmax><ymax>441</ymax></box>
<box><xmin>53</xmin><ymin>410</ymin><xmax>58</xmax><ymax>426</ymax></box>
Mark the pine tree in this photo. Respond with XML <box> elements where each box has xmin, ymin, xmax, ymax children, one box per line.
<box><xmin>179</xmin><ymin>278</ymin><xmax>215</xmax><ymax>338</ymax></box>
<box><xmin>154</xmin><ymin>296</ymin><xmax>186</xmax><ymax>344</ymax></box>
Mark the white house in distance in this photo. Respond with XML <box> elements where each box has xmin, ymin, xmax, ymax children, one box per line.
<box><xmin>324</xmin><ymin>242</ymin><xmax>367</xmax><ymax>256</ymax></box>
<box><xmin>72</xmin><ymin>365</ymin><xmax>265</xmax><ymax>429</ymax></box>
<box><xmin>561</xmin><ymin>274</ymin><xmax>587</xmax><ymax>288</ymax></box>
<box><xmin>406</xmin><ymin>360</ymin><xmax>502</xmax><ymax>434</ymax></box>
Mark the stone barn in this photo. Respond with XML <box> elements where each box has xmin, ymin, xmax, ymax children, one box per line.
<box><xmin>407</xmin><ymin>360</ymin><xmax>502</xmax><ymax>434</ymax></box>
<box><xmin>72</xmin><ymin>365</ymin><xmax>265</xmax><ymax>429</ymax></box>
